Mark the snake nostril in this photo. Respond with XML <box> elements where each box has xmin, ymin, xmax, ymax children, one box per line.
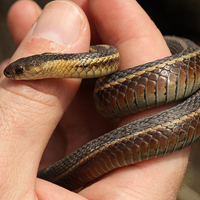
<box><xmin>4</xmin><ymin>69</ymin><xmax>10</xmax><ymax>77</ymax></box>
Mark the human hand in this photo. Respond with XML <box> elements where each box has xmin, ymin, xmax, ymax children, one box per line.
<box><xmin>0</xmin><ymin>0</ymin><xmax>189</xmax><ymax>199</ymax></box>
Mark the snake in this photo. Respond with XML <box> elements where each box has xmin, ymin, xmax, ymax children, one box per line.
<box><xmin>4</xmin><ymin>36</ymin><xmax>200</xmax><ymax>191</ymax></box>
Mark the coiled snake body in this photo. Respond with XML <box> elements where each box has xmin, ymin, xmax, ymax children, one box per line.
<box><xmin>4</xmin><ymin>36</ymin><xmax>200</xmax><ymax>191</ymax></box>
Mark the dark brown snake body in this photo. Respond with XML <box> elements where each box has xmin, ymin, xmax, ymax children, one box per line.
<box><xmin>4</xmin><ymin>36</ymin><xmax>200</xmax><ymax>191</ymax></box>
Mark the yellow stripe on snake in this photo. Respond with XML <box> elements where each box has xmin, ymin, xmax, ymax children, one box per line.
<box><xmin>4</xmin><ymin>36</ymin><xmax>200</xmax><ymax>191</ymax></box>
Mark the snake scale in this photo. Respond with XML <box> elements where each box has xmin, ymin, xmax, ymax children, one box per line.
<box><xmin>4</xmin><ymin>36</ymin><xmax>200</xmax><ymax>191</ymax></box>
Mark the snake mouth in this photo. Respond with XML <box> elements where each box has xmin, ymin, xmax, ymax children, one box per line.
<box><xmin>4</xmin><ymin>69</ymin><xmax>19</xmax><ymax>80</ymax></box>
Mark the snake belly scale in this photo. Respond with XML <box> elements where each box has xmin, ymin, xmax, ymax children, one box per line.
<box><xmin>4</xmin><ymin>36</ymin><xmax>200</xmax><ymax>191</ymax></box>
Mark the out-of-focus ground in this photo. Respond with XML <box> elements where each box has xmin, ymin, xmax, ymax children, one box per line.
<box><xmin>0</xmin><ymin>1</ymin><xmax>200</xmax><ymax>199</ymax></box>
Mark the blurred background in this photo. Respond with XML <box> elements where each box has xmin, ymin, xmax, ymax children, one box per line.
<box><xmin>0</xmin><ymin>0</ymin><xmax>200</xmax><ymax>199</ymax></box>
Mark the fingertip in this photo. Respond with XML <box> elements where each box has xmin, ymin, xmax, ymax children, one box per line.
<box><xmin>7</xmin><ymin>0</ymin><xmax>42</xmax><ymax>45</ymax></box>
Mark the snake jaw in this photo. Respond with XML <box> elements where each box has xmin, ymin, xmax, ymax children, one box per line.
<box><xmin>4</xmin><ymin>54</ymin><xmax>45</xmax><ymax>80</ymax></box>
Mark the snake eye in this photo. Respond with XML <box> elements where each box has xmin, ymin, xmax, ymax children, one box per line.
<box><xmin>15</xmin><ymin>65</ymin><xmax>24</xmax><ymax>74</ymax></box>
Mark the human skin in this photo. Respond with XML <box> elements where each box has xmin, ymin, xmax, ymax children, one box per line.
<box><xmin>0</xmin><ymin>0</ymin><xmax>190</xmax><ymax>199</ymax></box>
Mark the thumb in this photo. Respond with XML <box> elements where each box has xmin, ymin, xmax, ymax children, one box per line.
<box><xmin>0</xmin><ymin>1</ymin><xmax>90</xmax><ymax>199</ymax></box>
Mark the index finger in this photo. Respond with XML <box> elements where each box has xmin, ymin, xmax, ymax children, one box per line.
<box><xmin>79</xmin><ymin>0</ymin><xmax>189</xmax><ymax>199</ymax></box>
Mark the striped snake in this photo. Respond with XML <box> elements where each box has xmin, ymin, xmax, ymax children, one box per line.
<box><xmin>4</xmin><ymin>36</ymin><xmax>200</xmax><ymax>191</ymax></box>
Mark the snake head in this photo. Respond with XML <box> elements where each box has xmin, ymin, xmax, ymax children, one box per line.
<box><xmin>4</xmin><ymin>55</ymin><xmax>44</xmax><ymax>80</ymax></box>
<box><xmin>4</xmin><ymin>60</ymin><xmax>25</xmax><ymax>80</ymax></box>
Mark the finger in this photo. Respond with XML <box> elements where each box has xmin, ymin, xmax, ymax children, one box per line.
<box><xmin>7</xmin><ymin>0</ymin><xmax>42</xmax><ymax>45</ymax></box>
<box><xmin>0</xmin><ymin>1</ymin><xmax>90</xmax><ymax>199</ymax></box>
<box><xmin>70</xmin><ymin>0</ymin><xmax>101</xmax><ymax>43</ymax></box>
<box><xmin>79</xmin><ymin>0</ymin><xmax>189</xmax><ymax>199</ymax></box>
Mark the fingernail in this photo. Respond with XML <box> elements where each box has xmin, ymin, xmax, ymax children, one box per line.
<box><xmin>32</xmin><ymin>1</ymin><xmax>85</xmax><ymax>46</ymax></box>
